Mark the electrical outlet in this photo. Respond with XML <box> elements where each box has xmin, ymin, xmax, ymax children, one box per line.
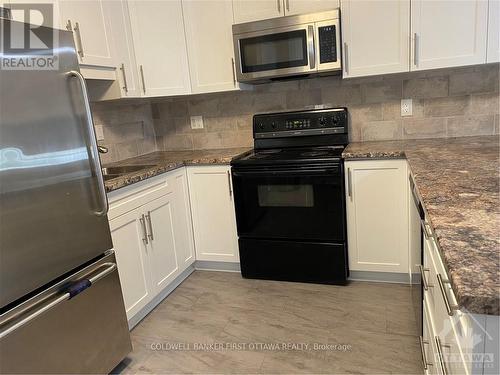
<box><xmin>190</xmin><ymin>116</ymin><xmax>204</xmax><ymax>129</ymax></box>
<box><xmin>95</xmin><ymin>125</ymin><xmax>105</xmax><ymax>141</ymax></box>
<box><xmin>401</xmin><ymin>99</ymin><xmax>413</xmax><ymax>117</ymax></box>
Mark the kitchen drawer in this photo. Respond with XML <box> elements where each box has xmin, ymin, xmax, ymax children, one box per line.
<box><xmin>423</xmin><ymin>300</ymin><xmax>441</xmax><ymax>375</ymax></box>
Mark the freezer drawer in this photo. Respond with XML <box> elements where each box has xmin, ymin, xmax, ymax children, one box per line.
<box><xmin>0</xmin><ymin>251</ymin><xmax>131</xmax><ymax>374</ymax></box>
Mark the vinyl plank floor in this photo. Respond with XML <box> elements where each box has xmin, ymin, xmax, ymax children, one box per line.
<box><xmin>113</xmin><ymin>271</ymin><xmax>423</xmax><ymax>375</ymax></box>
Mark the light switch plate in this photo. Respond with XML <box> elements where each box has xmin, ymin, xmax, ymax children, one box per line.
<box><xmin>401</xmin><ymin>99</ymin><xmax>413</xmax><ymax>117</ymax></box>
<box><xmin>190</xmin><ymin>116</ymin><xmax>204</xmax><ymax>129</ymax></box>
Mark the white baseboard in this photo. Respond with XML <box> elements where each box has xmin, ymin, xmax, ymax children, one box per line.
<box><xmin>195</xmin><ymin>260</ymin><xmax>241</xmax><ymax>272</ymax></box>
<box><xmin>128</xmin><ymin>265</ymin><xmax>195</xmax><ymax>330</ymax></box>
<box><xmin>349</xmin><ymin>270</ymin><xmax>411</xmax><ymax>284</ymax></box>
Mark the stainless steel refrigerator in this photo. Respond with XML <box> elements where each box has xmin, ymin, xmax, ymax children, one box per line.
<box><xmin>0</xmin><ymin>18</ymin><xmax>131</xmax><ymax>373</ymax></box>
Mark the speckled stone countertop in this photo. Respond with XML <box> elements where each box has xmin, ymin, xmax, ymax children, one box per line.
<box><xmin>343</xmin><ymin>136</ymin><xmax>500</xmax><ymax>315</ymax></box>
<box><xmin>104</xmin><ymin>147</ymin><xmax>251</xmax><ymax>193</ymax></box>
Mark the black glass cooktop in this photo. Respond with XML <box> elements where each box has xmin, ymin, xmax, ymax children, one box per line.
<box><xmin>232</xmin><ymin>146</ymin><xmax>345</xmax><ymax>166</ymax></box>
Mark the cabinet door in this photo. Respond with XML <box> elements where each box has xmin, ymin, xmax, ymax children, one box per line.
<box><xmin>183</xmin><ymin>0</ymin><xmax>237</xmax><ymax>94</ymax></box>
<box><xmin>59</xmin><ymin>0</ymin><xmax>115</xmax><ymax>67</ymax></box>
<box><xmin>8</xmin><ymin>0</ymin><xmax>61</xmax><ymax>29</ymax></box>
<box><xmin>187</xmin><ymin>166</ymin><xmax>239</xmax><ymax>263</ymax></box>
<box><xmin>341</xmin><ymin>0</ymin><xmax>409</xmax><ymax>78</ymax></box>
<box><xmin>285</xmin><ymin>0</ymin><xmax>339</xmax><ymax>16</ymax></box>
<box><xmin>171</xmin><ymin>169</ymin><xmax>195</xmax><ymax>272</ymax></box>
<box><xmin>345</xmin><ymin>160</ymin><xmax>409</xmax><ymax>273</ymax></box>
<box><xmin>232</xmin><ymin>0</ymin><xmax>283</xmax><ymax>24</ymax></box>
<box><xmin>411</xmin><ymin>0</ymin><xmax>488</xmax><ymax>71</ymax></box>
<box><xmin>128</xmin><ymin>0</ymin><xmax>191</xmax><ymax>97</ymax></box>
<box><xmin>144</xmin><ymin>193</ymin><xmax>180</xmax><ymax>293</ymax></box>
<box><xmin>487</xmin><ymin>0</ymin><xmax>499</xmax><ymax>63</ymax></box>
<box><xmin>109</xmin><ymin>209</ymin><xmax>152</xmax><ymax>320</ymax></box>
<box><xmin>105</xmin><ymin>0</ymin><xmax>141</xmax><ymax>97</ymax></box>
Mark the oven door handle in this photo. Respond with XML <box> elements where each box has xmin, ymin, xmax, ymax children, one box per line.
<box><xmin>232</xmin><ymin>168</ymin><xmax>339</xmax><ymax>177</ymax></box>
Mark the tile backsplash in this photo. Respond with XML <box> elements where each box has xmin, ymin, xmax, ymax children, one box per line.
<box><xmin>92</xmin><ymin>63</ymin><xmax>499</xmax><ymax>162</ymax></box>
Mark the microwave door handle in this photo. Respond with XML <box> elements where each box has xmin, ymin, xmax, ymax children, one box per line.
<box><xmin>307</xmin><ymin>25</ymin><xmax>315</xmax><ymax>69</ymax></box>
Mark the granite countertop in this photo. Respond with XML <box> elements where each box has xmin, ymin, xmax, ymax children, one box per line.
<box><xmin>104</xmin><ymin>147</ymin><xmax>251</xmax><ymax>193</ymax></box>
<box><xmin>343</xmin><ymin>136</ymin><xmax>500</xmax><ymax>315</ymax></box>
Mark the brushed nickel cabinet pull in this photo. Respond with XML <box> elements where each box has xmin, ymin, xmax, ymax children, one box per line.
<box><xmin>418</xmin><ymin>265</ymin><xmax>433</xmax><ymax>291</ymax></box>
<box><xmin>419</xmin><ymin>336</ymin><xmax>433</xmax><ymax>370</ymax></box>
<box><xmin>139</xmin><ymin>214</ymin><xmax>148</xmax><ymax>245</ymax></box>
<box><xmin>139</xmin><ymin>65</ymin><xmax>146</xmax><ymax>94</ymax></box>
<box><xmin>286</xmin><ymin>0</ymin><xmax>290</xmax><ymax>11</ymax></box>
<box><xmin>277</xmin><ymin>0</ymin><xmax>281</xmax><ymax>13</ymax></box>
<box><xmin>227</xmin><ymin>170</ymin><xmax>233</xmax><ymax>198</ymax></box>
<box><xmin>347</xmin><ymin>167</ymin><xmax>352</xmax><ymax>199</ymax></box>
<box><xmin>437</xmin><ymin>274</ymin><xmax>459</xmax><ymax>316</ymax></box>
<box><xmin>66</xmin><ymin>19</ymin><xmax>72</xmax><ymax>32</ymax></box>
<box><xmin>145</xmin><ymin>211</ymin><xmax>154</xmax><ymax>241</ymax></box>
<box><xmin>74</xmin><ymin>21</ymin><xmax>84</xmax><ymax>58</ymax></box>
<box><xmin>435</xmin><ymin>336</ymin><xmax>450</xmax><ymax>375</ymax></box>
<box><xmin>231</xmin><ymin>58</ymin><xmax>236</xmax><ymax>87</ymax></box>
<box><xmin>120</xmin><ymin>63</ymin><xmax>128</xmax><ymax>93</ymax></box>
<box><xmin>343</xmin><ymin>42</ymin><xmax>349</xmax><ymax>75</ymax></box>
<box><xmin>414</xmin><ymin>33</ymin><xmax>418</xmax><ymax>66</ymax></box>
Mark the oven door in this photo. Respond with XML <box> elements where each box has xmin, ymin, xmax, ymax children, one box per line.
<box><xmin>233</xmin><ymin>23</ymin><xmax>315</xmax><ymax>82</ymax></box>
<box><xmin>231</xmin><ymin>163</ymin><xmax>345</xmax><ymax>242</ymax></box>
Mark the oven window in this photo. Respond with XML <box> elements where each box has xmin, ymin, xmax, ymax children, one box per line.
<box><xmin>258</xmin><ymin>184</ymin><xmax>314</xmax><ymax>207</ymax></box>
<box><xmin>240</xmin><ymin>30</ymin><xmax>308</xmax><ymax>73</ymax></box>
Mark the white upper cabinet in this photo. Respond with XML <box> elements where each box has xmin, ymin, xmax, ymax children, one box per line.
<box><xmin>182</xmin><ymin>0</ymin><xmax>237</xmax><ymax>94</ymax></box>
<box><xmin>487</xmin><ymin>0</ymin><xmax>499</xmax><ymax>63</ymax></box>
<box><xmin>104</xmin><ymin>0</ymin><xmax>141</xmax><ymax>97</ymax></box>
<box><xmin>233</xmin><ymin>0</ymin><xmax>283</xmax><ymax>23</ymax></box>
<box><xmin>59</xmin><ymin>0</ymin><xmax>115</xmax><ymax>68</ymax></box>
<box><xmin>187</xmin><ymin>166</ymin><xmax>239</xmax><ymax>263</ymax></box>
<box><xmin>345</xmin><ymin>160</ymin><xmax>409</xmax><ymax>274</ymax></box>
<box><xmin>411</xmin><ymin>0</ymin><xmax>488</xmax><ymax>71</ymax></box>
<box><xmin>285</xmin><ymin>0</ymin><xmax>339</xmax><ymax>16</ymax></box>
<box><xmin>341</xmin><ymin>0</ymin><xmax>410</xmax><ymax>78</ymax></box>
<box><xmin>127</xmin><ymin>0</ymin><xmax>191</xmax><ymax>97</ymax></box>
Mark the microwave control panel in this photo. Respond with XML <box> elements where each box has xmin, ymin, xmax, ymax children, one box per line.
<box><xmin>318</xmin><ymin>25</ymin><xmax>337</xmax><ymax>64</ymax></box>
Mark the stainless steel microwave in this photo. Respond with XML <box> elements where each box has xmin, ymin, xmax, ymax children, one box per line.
<box><xmin>232</xmin><ymin>10</ymin><xmax>341</xmax><ymax>83</ymax></box>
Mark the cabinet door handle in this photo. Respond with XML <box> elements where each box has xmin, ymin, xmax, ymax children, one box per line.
<box><xmin>73</xmin><ymin>21</ymin><xmax>84</xmax><ymax>58</ymax></box>
<box><xmin>139</xmin><ymin>64</ymin><xmax>146</xmax><ymax>94</ymax></box>
<box><xmin>285</xmin><ymin>0</ymin><xmax>290</xmax><ymax>12</ymax></box>
<box><xmin>419</xmin><ymin>336</ymin><xmax>433</xmax><ymax>370</ymax></box>
<box><xmin>66</xmin><ymin>19</ymin><xmax>73</xmax><ymax>32</ymax></box>
<box><xmin>435</xmin><ymin>336</ymin><xmax>451</xmax><ymax>375</ymax></box>
<box><xmin>343</xmin><ymin>42</ymin><xmax>349</xmax><ymax>75</ymax></box>
<box><xmin>145</xmin><ymin>211</ymin><xmax>154</xmax><ymax>241</ymax></box>
<box><xmin>227</xmin><ymin>170</ymin><xmax>232</xmax><ymax>198</ymax></box>
<box><xmin>139</xmin><ymin>214</ymin><xmax>148</xmax><ymax>245</ymax></box>
<box><xmin>231</xmin><ymin>58</ymin><xmax>236</xmax><ymax>87</ymax></box>
<box><xmin>418</xmin><ymin>264</ymin><xmax>433</xmax><ymax>291</ymax></box>
<box><xmin>347</xmin><ymin>167</ymin><xmax>352</xmax><ymax>199</ymax></box>
<box><xmin>413</xmin><ymin>33</ymin><xmax>418</xmax><ymax>67</ymax></box>
<box><xmin>437</xmin><ymin>274</ymin><xmax>459</xmax><ymax>316</ymax></box>
<box><xmin>420</xmin><ymin>219</ymin><xmax>435</xmax><ymax>239</ymax></box>
<box><xmin>120</xmin><ymin>63</ymin><xmax>128</xmax><ymax>93</ymax></box>
<box><xmin>277</xmin><ymin>0</ymin><xmax>281</xmax><ymax>13</ymax></box>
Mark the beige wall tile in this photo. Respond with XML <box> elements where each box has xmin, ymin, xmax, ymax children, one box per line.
<box><xmin>192</xmin><ymin>132</ymin><xmax>223</xmax><ymax>149</ymax></box>
<box><xmin>115</xmin><ymin>141</ymin><xmax>139</xmax><ymax>161</ymax></box>
<box><xmin>361</xmin><ymin>80</ymin><xmax>402</xmax><ymax>104</ymax></box>
<box><xmin>403</xmin><ymin>77</ymin><xmax>448</xmax><ymax>99</ymax></box>
<box><xmin>349</xmin><ymin>103</ymin><xmax>383</xmax><ymax>123</ymax></box>
<box><xmin>205</xmin><ymin>116</ymin><xmax>238</xmax><ymax>133</ymax></box>
<box><xmin>402</xmin><ymin>118</ymin><xmax>447</xmax><ymax>139</ymax></box>
<box><xmin>469</xmin><ymin>93</ymin><xmax>500</xmax><ymax>115</ymax></box>
<box><xmin>446</xmin><ymin>115</ymin><xmax>495</xmax><ymax>137</ymax></box>
<box><xmin>322</xmin><ymin>84</ymin><xmax>363</xmax><ymax>106</ymax></box>
<box><xmin>221</xmin><ymin>130</ymin><xmax>253</xmax><ymax>148</ymax></box>
<box><xmin>163</xmin><ymin>134</ymin><xmax>193</xmax><ymax>151</ymax></box>
<box><xmin>449</xmin><ymin>67</ymin><xmax>499</xmax><ymax>95</ymax></box>
<box><xmin>285</xmin><ymin>89</ymin><xmax>322</xmax><ymax>110</ymax></box>
<box><xmin>361</xmin><ymin>120</ymin><xmax>402</xmax><ymax>141</ymax></box>
<box><xmin>423</xmin><ymin>96</ymin><xmax>469</xmax><ymax>117</ymax></box>
<box><xmin>382</xmin><ymin>99</ymin><xmax>424</xmax><ymax>120</ymax></box>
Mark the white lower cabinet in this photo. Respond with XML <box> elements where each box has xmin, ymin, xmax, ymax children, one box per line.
<box><xmin>187</xmin><ymin>166</ymin><xmax>239</xmax><ymax>263</ymax></box>
<box><xmin>345</xmin><ymin>159</ymin><xmax>409</xmax><ymax>274</ymax></box>
<box><xmin>108</xmin><ymin>169</ymin><xmax>195</xmax><ymax>322</ymax></box>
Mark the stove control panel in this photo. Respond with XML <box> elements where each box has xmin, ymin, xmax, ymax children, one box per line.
<box><xmin>253</xmin><ymin>108</ymin><xmax>348</xmax><ymax>138</ymax></box>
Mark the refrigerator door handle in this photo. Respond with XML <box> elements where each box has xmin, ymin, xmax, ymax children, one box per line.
<box><xmin>67</xmin><ymin>70</ymin><xmax>109</xmax><ymax>216</ymax></box>
<box><xmin>0</xmin><ymin>263</ymin><xmax>116</xmax><ymax>340</ymax></box>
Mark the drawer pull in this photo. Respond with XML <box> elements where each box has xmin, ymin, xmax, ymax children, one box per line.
<box><xmin>435</xmin><ymin>336</ymin><xmax>451</xmax><ymax>375</ymax></box>
<box><xmin>418</xmin><ymin>264</ymin><xmax>433</xmax><ymax>291</ymax></box>
<box><xmin>437</xmin><ymin>274</ymin><xmax>459</xmax><ymax>316</ymax></box>
<box><xmin>139</xmin><ymin>214</ymin><xmax>148</xmax><ymax>245</ymax></box>
<box><xmin>419</xmin><ymin>336</ymin><xmax>433</xmax><ymax>370</ymax></box>
<box><xmin>420</xmin><ymin>219</ymin><xmax>435</xmax><ymax>239</ymax></box>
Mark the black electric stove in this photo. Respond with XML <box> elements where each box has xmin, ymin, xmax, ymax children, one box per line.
<box><xmin>231</xmin><ymin>108</ymin><xmax>349</xmax><ymax>284</ymax></box>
